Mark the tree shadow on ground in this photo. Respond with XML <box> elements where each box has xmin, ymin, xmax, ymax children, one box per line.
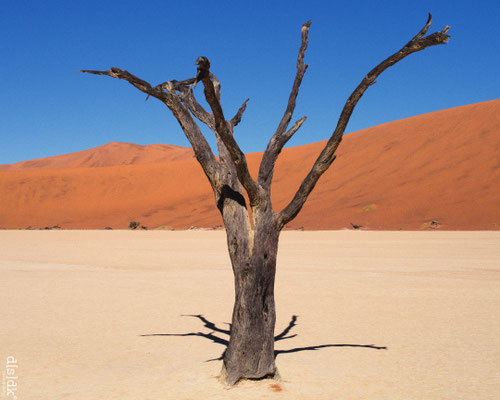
<box><xmin>141</xmin><ymin>314</ymin><xmax>387</xmax><ymax>362</ymax></box>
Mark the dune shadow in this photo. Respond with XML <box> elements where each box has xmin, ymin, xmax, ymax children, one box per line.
<box><xmin>141</xmin><ymin>314</ymin><xmax>387</xmax><ymax>362</ymax></box>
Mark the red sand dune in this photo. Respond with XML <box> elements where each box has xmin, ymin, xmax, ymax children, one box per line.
<box><xmin>0</xmin><ymin>100</ymin><xmax>499</xmax><ymax>230</ymax></box>
<box><xmin>0</xmin><ymin>142</ymin><xmax>194</xmax><ymax>170</ymax></box>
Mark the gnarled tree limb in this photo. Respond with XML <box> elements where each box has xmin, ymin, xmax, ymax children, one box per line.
<box><xmin>209</xmin><ymin>72</ymin><xmax>221</xmax><ymax>102</ymax></box>
<box><xmin>281</xmin><ymin>116</ymin><xmax>307</xmax><ymax>145</ymax></box>
<box><xmin>195</xmin><ymin>58</ymin><xmax>263</xmax><ymax>206</ymax></box>
<box><xmin>80</xmin><ymin>68</ymin><xmax>166</xmax><ymax>100</ymax></box>
<box><xmin>230</xmin><ymin>99</ymin><xmax>250</xmax><ymax>128</ymax></box>
<box><xmin>276</xmin><ymin>14</ymin><xmax>450</xmax><ymax>228</ymax></box>
<box><xmin>258</xmin><ymin>21</ymin><xmax>311</xmax><ymax>190</ymax></box>
<box><xmin>179</xmin><ymin>88</ymin><xmax>216</xmax><ymax>130</ymax></box>
<box><xmin>177</xmin><ymin>80</ymin><xmax>235</xmax><ymax>170</ymax></box>
<box><xmin>80</xmin><ymin>68</ymin><xmax>220</xmax><ymax>188</ymax></box>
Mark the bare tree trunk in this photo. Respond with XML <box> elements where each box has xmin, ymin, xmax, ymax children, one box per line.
<box><xmin>222</xmin><ymin>205</ymin><xmax>279</xmax><ymax>385</ymax></box>
<box><xmin>209</xmin><ymin>133</ymin><xmax>278</xmax><ymax>384</ymax></box>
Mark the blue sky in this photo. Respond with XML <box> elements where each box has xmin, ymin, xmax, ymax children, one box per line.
<box><xmin>1</xmin><ymin>0</ymin><xmax>499</xmax><ymax>164</ymax></box>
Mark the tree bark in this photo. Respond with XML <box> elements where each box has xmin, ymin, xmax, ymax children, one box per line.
<box><xmin>222</xmin><ymin>206</ymin><xmax>279</xmax><ymax>386</ymax></box>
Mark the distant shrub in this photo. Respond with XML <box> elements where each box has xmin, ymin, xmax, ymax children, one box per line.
<box><xmin>155</xmin><ymin>225</ymin><xmax>174</xmax><ymax>230</ymax></box>
<box><xmin>420</xmin><ymin>220</ymin><xmax>440</xmax><ymax>229</ymax></box>
<box><xmin>129</xmin><ymin>221</ymin><xmax>141</xmax><ymax>230</ymax></box>
<box><xmin>43</xmin><ymin>225</ymin><xmax>61</xmax><ymax>230</ymax></box>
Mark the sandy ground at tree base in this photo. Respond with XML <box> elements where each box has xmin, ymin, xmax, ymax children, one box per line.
<box><xmin>0</xmin><ymin>230</ymin><xmax>499</xmax><ymax>399</ymax></box>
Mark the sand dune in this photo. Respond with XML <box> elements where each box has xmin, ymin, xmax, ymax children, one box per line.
<box><xmin>0</xmin><ymin>99</ymin><xmax>499</xmax><ymax>230</ymax></box>
<box><xmin>0</xmin><ymin>141</ymin><xmax>194</xmax><ymax>170</ymax></box>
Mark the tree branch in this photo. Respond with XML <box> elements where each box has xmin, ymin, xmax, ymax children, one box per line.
<box><xmin>258</xmin><ymin>21</ymin><xmax>311</xmax><ymax>189</ymax></box>
<box><xmin>80</xmin><ymin>68</ymin><xmax>166</xmax><ymax>100</ymax></box>
<box><xmin>177</xmin><ymin>76</ymin><xmax>241</xmax><ymax>174</ymax></box>
<box><xmin>406</xmin><ymin>13</ymin><xmax>433</xmax><ymax>44</ymax></box>
<box><xmin>282</xmin><ymin>116</ymin><xmax>307</xmax><ymax>144</ymax></box>
<box><xmin>195</xmin><ymin>57</ymin><xmax>263</xmax><ymax>205</ymax></box>
<box><xmin>174</xmin><ymin>74</ymin><xmax>242</xmax><ymax>177</ymax></box>
<box><xmin>80</xmin><ymin>68</ymin><xmax>221</xmax><ymax>189</ymax></box>
<box><xmin>178</xmin><ymin>85</ymin><xmax>232</xmax><ymax>168</ymax></box>
<box><xmin>166</xmin><ymin>77</ymin><xmax>197</xmax><ymax>90</ymax></box>
<box><xmin>209</xmin><ymin>72</ymin><xmax>221</xmax><ymax>101</ymax></box>
<box><xmin>179</xmin><ymin>88</ymin><xmax>216</xmax><ymax>130</ymax></box>
<box><xmin>230</xmin><ymin>99</ymin><xmax>249</xmax><ymax>127</ymax></box>
<box><xmin>277</xmin><ymin>15</ymin><xmax>450</xmax><ymax>228</ymax></box>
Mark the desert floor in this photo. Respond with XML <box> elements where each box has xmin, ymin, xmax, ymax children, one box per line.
<box><xmin>1</xmin><ymin>230</ymin><xmax>499</xmax><ymax>399</ymax></box>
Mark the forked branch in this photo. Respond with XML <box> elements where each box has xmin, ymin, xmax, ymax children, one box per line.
<box><xmin>195</xmin><ymin>57</ymin><xmax>263</xmax><ymax>205</ymax></box>
<box><xmin>282</xmin><ymin>116</ymin><xmax>307</xmax><ymax>146</ymax></box>
<box><xmin>258</xmin><ymin>21</ymin><xmax>311</xmax><ymax>189</ymax></box>
<box><xmin>80</xmin><ymin>68</ymin><xmax>220</xmax><ymax>187</ymax></box>
<box><xmin>179</xmin><ymin>88</ymin><xmax>216</xmax><ymax>130</ymax></box>
<box><xmin>230</xmin><ymin>99</ymin><xmax>250</xmax><ymax>127</ymax></box>
<box><xmin>277</xmin><ymin>14</ymin><xmax>450</xmax><ymax>228</ymax></box>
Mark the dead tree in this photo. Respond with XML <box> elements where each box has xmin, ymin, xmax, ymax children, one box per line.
<box><xmin>81</xmin><ymin>15</ymin><xmax>450</xmax><ymax>385</ymax></box>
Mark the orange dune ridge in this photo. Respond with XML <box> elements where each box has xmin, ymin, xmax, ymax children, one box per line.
<box><xmin>0</xmin><ymin>99</ymin><xmax>499</xmax><ymax>230</ymax></box>
<box><xmin>0</xmin><ymin>142</ymin><xmax>194</xmax><ymax>170</ymax></box>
